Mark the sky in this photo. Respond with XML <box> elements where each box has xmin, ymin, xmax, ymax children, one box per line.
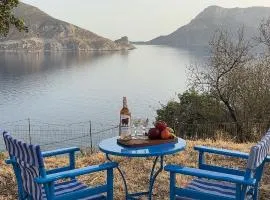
<box><xmin>21</xmin><ymin>0</ymin><xmax>270</xmax><ymax>41</ymax></box>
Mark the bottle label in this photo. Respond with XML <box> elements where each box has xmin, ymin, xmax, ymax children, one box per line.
<box><xmin>120</xmin><ymin>114</ymin><xmax>131</xmax><ymax>137</ymax></box>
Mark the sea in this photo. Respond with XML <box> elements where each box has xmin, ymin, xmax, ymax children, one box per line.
<box><xmin>0</xmin><ymin>45</ymin><xmax>204</xmax><ymax>150</ymax></box>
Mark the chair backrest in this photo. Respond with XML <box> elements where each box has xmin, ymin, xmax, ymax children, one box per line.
<box><xmin>3</xmin><ymin>131</ymin><xmax>44</xmax><ymax>200</ymax></box>
<box><xmin>247</xmin><ymin>129</ymin><xmax>270</xmax><ymax>171</ymax></box>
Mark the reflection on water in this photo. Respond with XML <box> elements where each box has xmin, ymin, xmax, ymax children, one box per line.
<box><xmin>0</xmin><ymin>51</ymin><xmax>123</xmax><ymax>75</ymax></box>
<box><xmin>0</xmin><ymin>45</ymin><xmax>201</xmax><ymax>127</ymax></box>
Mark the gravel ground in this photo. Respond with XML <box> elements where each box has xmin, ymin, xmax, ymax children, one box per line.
<box><xmin>0</xmin><ymin>139</ymin><xmax>269</xmax><ymax>200</ymax></box>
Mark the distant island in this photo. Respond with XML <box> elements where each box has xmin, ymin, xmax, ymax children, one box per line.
<box><xmin>134</xmin><ymin>6</ymin><xmax>270</xmax><ymax>50</ymax></box>
<box><xmin>0</xmin><ymin>2</ymin><xmax>135</xmax><ymax>52</ymax></box>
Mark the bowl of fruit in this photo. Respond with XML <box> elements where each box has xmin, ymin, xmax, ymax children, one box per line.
<box><xmin>147</xmin><ymin>120</ymin><xmax>176</xmax><ymax>140</ymax></box>
<box><xmin>117</xmin><ymin>120</ymin><xmax>177</xmax><ymax>147</ymax></box>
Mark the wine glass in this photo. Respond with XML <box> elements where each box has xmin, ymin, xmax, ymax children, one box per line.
<box><xmin>132</xmin><ymin>118</ymin><xmax>149</xmax><ymax>138</ymax></box>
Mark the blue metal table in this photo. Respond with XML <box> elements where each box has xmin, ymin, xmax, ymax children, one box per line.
<box><xmin>99</xmin><ymin>137</ymin><xmax>186</xmax><ymax>200</ymax></box>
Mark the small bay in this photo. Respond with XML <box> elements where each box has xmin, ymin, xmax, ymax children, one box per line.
<box><xmin>0</xmin><ymin>45</ymin><xmax>202</xmax><ymax>127</ymax></box>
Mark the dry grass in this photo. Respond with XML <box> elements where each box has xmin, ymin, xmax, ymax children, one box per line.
<box><xmin>0</xmin><ymin>139</ymin><xmax>269</xmax><ymax>200</ymax></box>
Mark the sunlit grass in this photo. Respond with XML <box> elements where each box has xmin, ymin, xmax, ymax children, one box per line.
<box><xmin>0</xmin><ymin>140</ymin><xmax>269</xmax><ymax>200</ymax></box>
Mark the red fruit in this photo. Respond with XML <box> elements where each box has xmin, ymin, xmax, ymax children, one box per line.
<box><xmin>161</xmin><ymin>128</ymin><xmax>171</xmax><ymax>140</ymax></box>
<box><xmin>148</xmin><ymin>128</ymin><xmax>161</xmax><ymax>140</ymax></box>
<box><xmin>155</xmin><ymin>121</ymin><xmax>167</xmax><ymax>132</ymax></box>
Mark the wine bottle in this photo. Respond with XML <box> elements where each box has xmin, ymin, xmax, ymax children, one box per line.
<box><xmin>119</xmin><ymin>97</ymin><xmax>131</xmax><ymax>139</ymax></box>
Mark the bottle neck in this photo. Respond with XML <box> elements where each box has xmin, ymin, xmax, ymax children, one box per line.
<box><xmin>123</xmin><ymin>101</ymin><xmax>127</xmax><ymax>108</ymax></box>
<box><xmin>123</xmin><ymin>97</ymin><xmax>127</xmax><ymax>108</ymax></box>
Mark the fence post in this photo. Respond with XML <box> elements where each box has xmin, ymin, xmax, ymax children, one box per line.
<box><xmin>89</xmin><ymin>120</ymin><xmax>93</xmax><ymax>153</ymax></box>
<box><xmin>28</xmin><ymin>118</ymin><xmax>32</xmax><ymax>144</ymax></box>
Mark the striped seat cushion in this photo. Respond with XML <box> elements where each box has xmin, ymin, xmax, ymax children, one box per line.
<box><xmin>3</xmin><ymin>131</ymin><xmax>44</xmax><ymax>200</ymax></box>
<box><xmin>247</xmin><ymin>130</ymin><xmax>270</xmax><ymax>170</ymax></box>
<box><xmin>186</xmin><ymin>178</ymin><xmax>236</xmax><ymax>198</ymax></box>
<box><xmin>176</xmin><ymin>178</ymin><xmax>253</xmax><ymax>200</ymax></box>
<box><xmin>42</xmin><ymin>180</ymin><xmax>105</xmax><ymax>200</ymax></box>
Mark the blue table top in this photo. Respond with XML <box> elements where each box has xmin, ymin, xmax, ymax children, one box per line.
<box><xmin>98</xmin><ymin>137</ymin><xmax>186</xmax><ymax>157</ymax></box>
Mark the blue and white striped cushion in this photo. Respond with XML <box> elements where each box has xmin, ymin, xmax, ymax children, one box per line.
<box><xmin>176</xmin><ymin>178</ymin><xmax>254</xmax><ymax>200</ymax></box>
<box><xmin>3</xmin><ymin>131</ymin><xmax>44</xmax><ymax>200</ymax></box>
<box><xmin>3</xmin><ymin>131</ymin><xmax>44</xmax><ymax>167</ymax></box>
<box><xmin>42</xmin><ymin>180</ymin><xmax>105</xmax><ymax>200</ymax></box>
<box><xmin>247</xmin><ymin>129</ymin><xmax>270</xmax><ymax>170</ymax></box>
<box><xmin>185</xmin><ymin>178</ymin><xmax>236</xmax><ymax>199</ymax></box>
<box><xmin>18</xmin><ymin>160</ymin><xmax>43</xmax><ymax>200</ymax></box>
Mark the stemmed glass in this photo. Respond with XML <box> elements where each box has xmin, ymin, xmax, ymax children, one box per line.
<box><xmin>132</xmin><ymin>118</ymin><xmax>149</xmax><ymax>138</ymax></box>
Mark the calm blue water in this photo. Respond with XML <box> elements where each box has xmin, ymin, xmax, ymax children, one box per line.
<box><xmin>0</xmin><ymin>45</ymin><xmax>203</xmax><ymax>126</ymax></box>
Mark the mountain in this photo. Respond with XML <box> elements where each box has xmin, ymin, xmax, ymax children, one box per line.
<box><xmin>114</xmin><ymin>36</ymin><xmax>135</xmax><ymax>49</ymax></box>
<box><xmin>148</xmin><ymin>6</ymin><xmax>270</xmax><ymax>50</ymax></box>
<box><xmin>0</xmin><ymin>2</ymin><xmax>135</xmax><ymax>51</ymax></box>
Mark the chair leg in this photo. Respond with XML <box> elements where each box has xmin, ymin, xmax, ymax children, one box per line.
<box><xmin>239</xmin><ymin>184</ymin><xmax>247</xmax><ymax>200</ymax></box>
<box><xmin>170</xmin><ymin>172</ymin><xmax>176</xmax><ymax>200</ymax></box>
<box><xmin>13</xmin><ymin>163</ymin><xmax>26</xmax><ymax>200</ymax></box>
<box><xmin>107</xmin><ymin>168</ymin><xmax>114</xmax><ymax>200</ymax></box>
<box><xmin>253</xmin><ymin>186</ymin><xmax>259</xmax><ymax>200</ymax></box>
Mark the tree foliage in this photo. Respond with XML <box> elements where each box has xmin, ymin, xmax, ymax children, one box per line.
<box><xmin>257</xmin><ymin>18</ymin><xmax>270</xmax><ymax>53</ymax></box>
<box><xmin>188</xmin><ymin>26</ymin><xmax>270</xmax><ymax>141</ymax></box>
<box><xmin>190</xmin><ymin>28</ymin><xmax>254</xmax><ymax>141</ymax></box>
<box><xmin>0</xmin><ymin>0</ymin><xmax>28</xmax><ymax>36</ymax></box>
<box><xmin>156</xmin><ymin>89</ymin><xmax>227</xmax><ymax>129</ymax></box>
<box><xmin>157</xmin><ymin>23</ymin><xmax>270</xmax><ymax>142</ymax></box>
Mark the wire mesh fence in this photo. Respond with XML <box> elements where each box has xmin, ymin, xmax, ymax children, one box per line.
<box><xmin>1</xmin><ymin>118</ymin><xmax>269</xmax><ymax>152</ymax></box>
<box><xmin>0</xmin><ymin>119</ymin><xmax>119</xmax><ymax>151</ymax></box>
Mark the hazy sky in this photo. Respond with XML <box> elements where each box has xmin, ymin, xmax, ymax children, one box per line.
<box><xmin>21</xmin><ymin>0</ymin><xmax>270</xmax><ymax>41</ymax></box>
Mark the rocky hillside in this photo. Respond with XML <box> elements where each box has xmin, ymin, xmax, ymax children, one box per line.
<box><xmin>0</xmin><ymin>2</ymin><xmax>134</xmax><ymax>51</ymax></box>
<box><xmin>115</xmin><ymin>36</ymin><xmax>135</xmax><ymax>50</ymax></box>
<box><xmin>149</xmin><ymin>6</ymin><xmax>270</xmax><ymax>50</ymax></box>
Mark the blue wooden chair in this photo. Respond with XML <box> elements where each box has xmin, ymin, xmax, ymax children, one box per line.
<box><xmin>165</xmin><ymin>129</ymin><xmax>270</xmax><ymax>200</ymax></box>
<box><xmin>2</xmin><ymin>131</ymin><xmax>118</xmax><ymax>200</ymax></box>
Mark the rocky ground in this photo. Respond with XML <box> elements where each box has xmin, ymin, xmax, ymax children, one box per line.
<box><xmin>0</xmin><ymin>139</ymin><xmax>269</xmax><ymax>200</ymax></box>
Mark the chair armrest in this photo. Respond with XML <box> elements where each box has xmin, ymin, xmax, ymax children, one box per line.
<box><xmin>35</xmin><ymin>162</ymin><xmax>118</xmax><ymax>184</ymax></box>
<box><xmin>164</xmin><ymin>165</ymin><xmax>256</xmax><ymax>186</ymax></box>
<box><xmin>194</xmin><ymin>145</ymin><xmax>249</xmax><ymax>159</ymax></box>
<box><xmin>5</xmin><ymin>158</ymin><xmax>16</xmax><ymax>164</ymax></box>
<box><xmin>42</xmin><ymin>147</ymin><xmax>80</xmax><ymax>157</ymax></box>
<box><xmin>267</xmin><ymin>156</ymin><xmax>270</xmax><ymax>162</ymax></box>
<box><xmin>42</xmin><ymin>147</ymin><xmax>80</xmax><ymax>173</ymax></box>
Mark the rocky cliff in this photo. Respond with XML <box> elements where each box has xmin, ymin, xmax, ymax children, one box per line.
<box><xmin>115</xmin><ymin>36</ymin><xmax>135</xmax><ymax>50</ymax></box>
<box><xmin>149</xmin><ymin>6</ymin><xmax>270</xmax><ymax>50</ymax></box>
<box><xmin>0</xmin><ymin>2</ymin><xmax>133</xmax><ymax>51</ymax></box>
